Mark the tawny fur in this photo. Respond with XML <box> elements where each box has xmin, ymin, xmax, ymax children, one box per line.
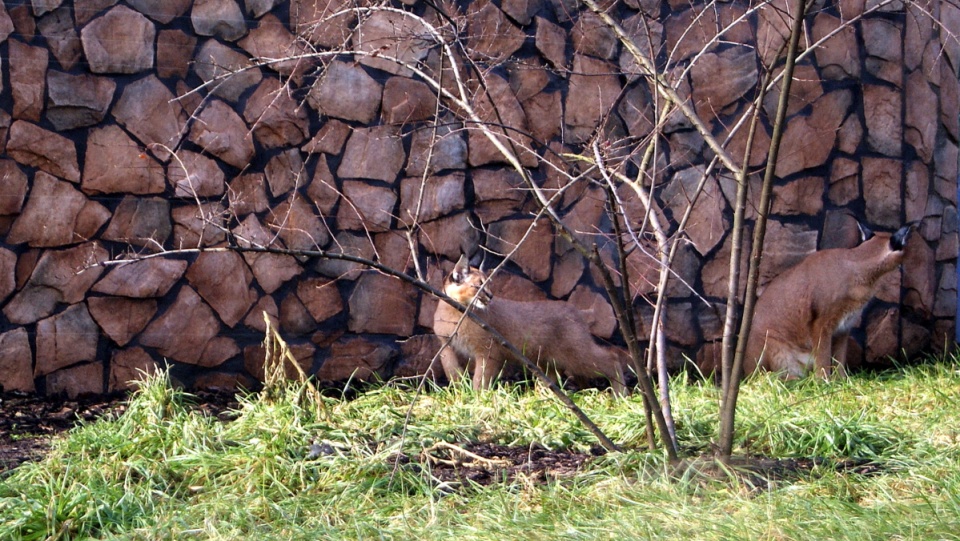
<box><xmin>744</xmin><ymin>225</ymin><xmax>910</xmax><ymax>379</ymax></box>
<box><xmin>434</xmin><ymin>256</ymin><xmax>630</xmax><ymax>396</ymax></box>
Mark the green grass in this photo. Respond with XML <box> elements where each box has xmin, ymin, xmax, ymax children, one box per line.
<box><xmin>2</xmin><ymin>356</ymin><xmax>960</xmax><ymax>540</ymax></box>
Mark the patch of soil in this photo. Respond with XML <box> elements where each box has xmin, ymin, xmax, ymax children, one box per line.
<box><xmin>0</xmin><ymin>391</ymin><xmax>240</xmax><ymax>474</ymax></box>
<box><xmin>414</xmin><ymin>441</ymin><xmax>602</xmax><ymax>487</ymax></box>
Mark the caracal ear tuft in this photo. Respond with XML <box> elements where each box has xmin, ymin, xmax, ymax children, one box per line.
<box><xmin>857</xmin><ymin>221</ymin><xmax>875</xmax><ymax>243</ymax></box>
<box><xmin>452</xmin><ymin>254</ymin><xmax>470</xmax><ymax>282</ymax></box>
<box><xmin>891</xmin><ymin>225</ymin><xmax>911</xmax><ymax>251</ymax></box>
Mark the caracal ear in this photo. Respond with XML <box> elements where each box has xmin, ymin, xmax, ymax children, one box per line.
<box><xmin>891</xmin><ymin>225</ymin><xmax>911</xmax><ymax>251</ymax></box>
<box><xmin>856</xmin><ymin>221</ymin><xmax>875</xmax><ymax>243</ymax></box>
<box><xmin>452</xmin><ymin>254</ymin><xmax>470</xmax><ymax>281</ymax></box>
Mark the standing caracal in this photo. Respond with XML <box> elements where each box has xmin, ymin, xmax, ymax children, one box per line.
<box><xmin>434</xmin><ymin>255</ymin><xmax>630</xmax><ymax>395</ymax></box>
<box><xmin>744</xmin><ymin>224</ymin><xmax>911</xmax><ymax>379</ymax></box>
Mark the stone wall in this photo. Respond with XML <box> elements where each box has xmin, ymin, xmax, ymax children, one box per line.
<box><xmin>0</xmin><ymin>0</ymin><xmax>957</xmax><ymax>397</ymax></box>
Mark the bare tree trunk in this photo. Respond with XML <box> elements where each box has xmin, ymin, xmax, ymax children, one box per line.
<box><xmin>718</xmin><ymin>0</ymin><xmax>810</xmax><ymax>460</ymax></box>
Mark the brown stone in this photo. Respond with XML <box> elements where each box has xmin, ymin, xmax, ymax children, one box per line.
<box><xmin>399</xmin><ymin>172</ymin><xmax>465</xmax><ymax>224</ymax></box>
<box><xmin>837</xmin><ymin>114</ymin><xmax>863</xmax><ymax>155</ymax></box>
<box><xmin>74</xmin><ymin>0</ymin><xmax>118</xmax><ymax>26</ymax></box>
<box><xmin>337</xmin><ymin>181</ymin><xmax>398</xmax><ymax>232</ymax></box>
<box><xmin>280</xmin><ymin>292</ymin><xmax>314</xmax><ymax>336</ymax></box>
<box><xmin>126</xmin><ymin>0</ymin><xmax>191</xmax><ymax>23</ymax></box>
<box><xmin>347</xmin><ymin>271</ymin><xmax>417</xmax><ymax>336</ymax></box>
<box><xmin>303</xmin><ymin>119</ymin><xmax>350</xmax><ymax>155</ymax></box>
<box><xmin>46</xmin><ymin>71</ymin><xmax>115</xmax><ymax>130</ymax></box>
<box><xmin>244</xmin><ymin>295</ymin><xmax>279</xmax><ymax>333</ymax></box>
<box><xmin>46</xmin><ymin>362</ymin><xmax>104</xmax><ymax>398</ymax></box>
<box><xmin>8</xmin><ymin>172</ymin><xmax>109</xmax><ymax>247</ymax></box>
<box><xmin>266</xmin><ymin>194</ymin><xmax>329</xmax><ymax>251</ymax></box>
<box><xmin>172</xmin><ymin>202</ymin><xmax>227</xmax><ymax>248</ymax></box>
<box><xmin>38</xmin><ymin>6</ymin><xmax>82</xmax><ymax>70</ymax></box>
<box><xmin>8</xmin><ymin>5</ymin><xmax>34</xmax><ymax>40</ymax></box>
<box><xmin>194</xmin><ymin>39</ymin><xmax>262</xmax><ymax>102</ymax></box>
<box><xmin>265</xmin><ymin>149</ymin><xmax>306</xmax><ymax>198</ymax></box>
<box><xmin>934</xmin><ymin>263</ymin><xmax>958</xmax><ymax>318</ymax></box>
<box><xmin>0</xmin><ymin>160</ymin><xmax>28</xmax><ymax>215</ymax></box>
<box><xmin>89</xmin><ymin>296</ymin><xmax>157</xmax><ymax>346</ymax></box>
<box><xmin>338</xmin><ymin>126</ymin><xmax>405</xmax><ymax>182</ymax></box>
<box><xmin>306</xmin><ymin>157</ymin><xmax>339</xmax><ymax>214</ymax></box>
<box><xmin>314</xmin><ymin>231</ymin><xmax>375</xmax><ymax>280</ymax></box>
<box><xmin>865</xmin><ymin>307</ymin><xmax>900</xmax><ymax>362</ymax></box>
<box><xmin>662</xmin><ymin>167</ymin><xmax>728</xmax><ymax>256</ymax></box>
<box><xmin>473</xmin><ymin>167</ymin><xmax>526</xmax><ymax>223</ymax></box>
<box><xmin>775</xmin><ymin>90</ymin><xmax>852</xmax><ymax>177</ymax></box>
<box><xmin>374</xmin><ymin>230</ymin><xmax>414</xmax><ymax>273</ymax></box>
<box><xmin>244</xmin><ymin>78</ymin><xmax>310</xmax><ymax>149</ymax></box>
<box><xmin>418</xmin><ymin>213</ymin><xmax>481</xmax><ymax>259</ymax></box>
<box><xmin>618</xmin><ymin>13</ymin><xmax>663</xmax><ymax>83</ymax></box>
<box><xmin>108</xmin><ymin>347</ymin><xmax>158</xmax><ymax>391</ymax></box>
<box><xmin>565</xmin><ymin>55</ymin><xmax>621</xmax><ymax>143</ymax></box>
<box><xmin>568</xmin><ymin>285</ymin><xmax>616</xmax><ymax>339</ymax></box>
<box><xmin>394</xmin><ymin>334</ymin><xmax>443</xmax><ymax>380</ymax></box>
<box><xmin>232</xmin><ymin>214</ymin><xmax>303</xmax><ymax>293</ymax></box>
<box><xmin>863</xmin><ymin>157</ymin><xmax>902</xmax><ymax>229</ymax></box>
<box><xmin>0</xmin><ymin>248</ymin><xmax>15</xmax><ymax>305</ymax></box>
<box><xmin>139</xmin><ymin>286</ymin><xmax>222</xmax><ymax>365</ymax></box>
<box><xmin>863</xmin><ymin>84</ymin><xmax>902</xmax><ymax>157</ymax></box>
<box><xmin>691</xmin><ymin>46</ymin><xmax>757</xmax><ymax>121</ymax></box>
<box><xmin>811</xmin><ymin>13</ymin><xmax>860</xmax><ymax>79</ymax></box>
<box><xmin>905</xmin><ymin>161</ymin><xmax>930</xmax><ymax>223</ymax></box>
<box><xmin>169</xmin><ymin>150</ymin><xmax>225</xmax><ymax>198</ymax></box>
<box><xmin>828</xmin><ymin>157</ymin><xmax>860</xmax><ymax>206</ymax></box>
<box><xmin>571</xmin><ymin>10</ymin><xmax>617</xmax><ymax>59</ymax></box>
<box><xmin>756</xmin><ymin>0</ymin><xmax>804</xmax><ymax>67</ymax></box>
<box><xmin>771</xmin><ymin>176</ymin><xmax>824</xmax><ymax>216</ymax></box>
<box><xmin>297</xmin><ymin>277</ymin><xmax>344</xmax><ymax>322</ymax></box>
<box><xmin>470</xmin><ymin>72</ymin><xmax>538</xmax><ymax>167</ymax></box>
<box><xmin>239</xmin><ymin>14</ymin><xmax>314</xmax><ymax>80</ymax></box>
<box><xmin>662</xmin><ymin>302</ymin><xmax>697</xmax><ymax>347</ymax></box>
<box><xmin>93</xmin><ymin>258</ymin><xmax>187</xmax><ymax>298</ymax></box>
<box><xmin>192</xmin><ymin>0</ymin><xmax>246</xmax><ymax>41</ymax></box>
<box><xmin>487</xmin><ymin>218</ymin><xmax>553</xmax><ymax>282</ymax></box>
<box><xmin>382</xmin><ymin>77</ymin><xmax>437</xmax><ymax>125</ymax></box>
<box><xmin>0</xmin><ymin>5</ymin><xmax>13</xmax><ymax>42</ymax></box>
<box><xmin>762</xmin><ymin>64</ymin><xmax>823</xmax><ymax>119</ymax></box>
<box><xmin>246</xmin><ymin>0</ymin><xmax>284</xmax><ymax>18</ymax></box>
<box><xmin>112</xmin><ymin>75</ymin><xmax>187</xmax><ymax>162</ymax></box>
<box><xmin>187</xmin><ymin>250</ymin><xmax>258</xmax><ymax>327</ymax></box>
<box><xmin>81</xmin><ymin>6</ymin><xmax>155</xmax><ymax>73</ymax></box>
<box><xmin>308</xmin><ymin>61</ymin><xmax>382</xmax><ymax>123</ymax></box>
<box><xmin>157</xmin><ymin>29</ymin><xmax>197</xmax><ymax>79</ymax></box>
<box><xmin>863</xmin><ymin>18</ymin><xmax>902</xmax><ymax>85</ymax></box>
<box><xmin>9</xmin><ymin>39</ymin><xmax>48</xmax><ymax>121</ymax></box>
<box><xmin>905</xmin><ymin>70</ymin><xmax>937</xmax><ymax>164</ymax></box>
<box><xmin>467</xmin><ymin>0</ymin><xmax>525</xmax><ymax>61</ymax></box>
<box><xmin>290</xmin><ymin>0</ymin><xmax>356</xmax><ymax>49</ymax></box>
<box><xmin>535</xmin><ymin>16</ymin><xmax>567</xmax><ymax>69</ymax></box>
<box><xmin>102</xmin><ymin>196</ymin><xmax>171</xmax><ymax>249</ymax></box>
<box><xmin>902</xmin><ymin>235</ymin><xmax>935</xmax><ymax>316</ymax></box>
<box><xmin>821</xmin><ymin>210</ymin><xmax>862</xmax><ymax>250</ymax></box>
<box><xmin>354</xmin><ymin>9</ymin><xmax>433</xmax><ymax>76</ymax></box>
<box><xmin>405</xmin><ymin>123</ymin><xmax>468</xmax><ymax>177</ymax></box>
<box><xmin>758</xmin><ymin>221</ymin><xmax>818</xmax><ymax>287</ymax></box>
<box><xmin>318</xmin><ymin>338</ymin><xmax>396</xmax><ymax>382</ymax></box>
<box><xmin>522</xmin><ymin>90</ymin><xmax>563</xmax><ymax>144</ymax></box>
<box><xmin>6</xmin><ymin>120</ymin><xmax>80</xmax><ymax>181</ymax></box>
<box><xmin>35</xmin><ymin>303</ymin><xmax>99</xmax><ymax>377</ymax></box>
<box><xmin>189</xmin><ymin>100</ymin><xmax>255</xmax><ymax>169</ymax></box>
<box><xmin>0</xmin><ymin>328</ymin><xmax>34</xmax><ymax>392</ymax></box>
<box><xmin>942</xmin><ymin>62</ymin><xmax>960</xmax><ymax>142</ymax></box>
<box><xmin>229</xmin><ymin>173</ymin><xmax>270</xmax><ymax>217</ymax></box>
<box><xmin>83</xmin><ymin>125</ymin><xmax>165</xmax><ymax>194</ymax></box>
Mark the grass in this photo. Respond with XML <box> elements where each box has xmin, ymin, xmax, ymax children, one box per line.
<box><xmin>2</xmin><ymin>356</ymin><xmax>959</xmax><ymax>540</ymax></box>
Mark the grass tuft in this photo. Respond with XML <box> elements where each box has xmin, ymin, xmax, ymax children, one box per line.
<box><xmin>1</xmin><ymin>355</ymin><xmax>959</xmax><ymax>540</ymax></box>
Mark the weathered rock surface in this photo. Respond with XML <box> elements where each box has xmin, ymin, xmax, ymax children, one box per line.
<box><xmin>469</xmin><ymin>72</ymin><xmax>536</xmax><ymax>166</ymax></box>
<box><xmin>93</xmin><ymin>258</ymin><xmax>187</xmax><ymax>298</ymax></box>
<box><xmin>112</xmin><ymin>75</ymin><xmax>186</xmax><ymax>161</ymax></box>
<box><xmin>0</xmin><ymin>329</ymin><xmax>34</xmax><ymax>392</ymax></box>
<box><xmin>382</xmin><ymin>77</ymin><xmax>437</xmax><ymax>124</ymax></box>
<box><xmin>233</xmin><ymin>214</ymin><xmax>303</xmax><ymax>293</ymax></box>
<box><xmin>399</xmin><ymin>172</ymin><xmax>465</xmax><ymax>224</ymax></box>
<box><xmin>338</xmin><ymin>126</ymin><xmax>406</xmax><ymax>182</ymax></box>
<box><xmin>84</xmin><ymin>125</ymin><xmax>165</xmax><ymax>194</ymax></box>
<box><xmin>405</xmin><ymin>124</ymin><xmax>467</xmax><ymax>177</ymax></box>
<box><xmin>6</xmin><ymin>121</ymin><xmax>80</xmax><ymax>181</ymax></box>
<box><xmin>297</xmin><ymin>277</ymin><xmax>344</xmax><ymax>323</ymax></box>
<box><xmin>265</xmin><ymin>149</ymin><xmax>305</xmax><ymax>197</ymax></box>
<box><xmin>188</xmin><ymin>99</ymin><xmax>255</xmax><ymax>168</ymax></box>
<box><xmin>192</xmin><ymin>0</ymin><xmax>246</xmax><ymax>41</ymax></box>
<box><xmin>126</xmin><ymin>0</ymin><xmax>191</xmax><ymax>23</ymax></box>
<box><xmin>89</xmin><ymin>297</ymin><xmax>157</xmax><ymax>347</ymax></box>
<box><xmin>308</xmin><ymin>61</ymin><xmax>382</xmax><ymax>123</ymax></box>
<box><xmin>35</xmin><ymin>303</ymin><xmax>99</xmax><ymax>377</ymax></box>
<box><xmin>775</xmin><ymin>90</ymin><xmax>851</xmax><ymax>177</ymax></box>
<box><xmin>0</xmin><ymin>160</ymin><xmax>29</xmax><ymax>216</ymax></box>
<box><xmin>487</xmin><ymin>218</ymin><xmax>553</xmax><ymax>282</ymax></box>
<box><xmin>102</xmin><ymin>196</ymin><xmax>171</xmax><ymax>249</ymax></box>
<box><xmin>244</xmin><ymin>78</ymin><xmax>310</xmax><ymax>148</ymax></box>
<box><xmin>81</xmin><ymin>6</ymin><xmax>155</xmax><ymax>73</ymax></box>
<box><xmin>47</xmin><ymin>71</ymin><xmax>115</xmax><ymax>130</ymax></box>
<box><xmin>46</xmin><ymin>362</ymin><xmax>103</xmax><ymax>398</ymax></box>
<box><xmin>10</xmin><ymin>40</ymin><xmax>48</xmax><ymax>122</ymax></box>
<box><xmin>229</xmin><ymin>173</ymin><xmax>270</xmax><ymax>216</ymax></box>
<box><xmin>354</xmin><ymin>9</ymin><xmax>433</xmax><ymax>75</ymax></box>
<box><xmin>291</xmin><ymin>0</ymin><xmax>356</xmax><ymax>48</ymax></box>
<box><xmin>467</xmin><ymin>0</ymin><xmax>525</xmax><ymax>61</ymax></box>
<box><xmin>8</xmin><ymin>172</ymin><xmax>110</xmax><ymax>247</ymax></box>
<box><xmin>169</xmin><ymin>150</ymin><xmax>225</xmax><ymax>198</ymax></box>
<box><xmin>318</xmin><ymin>338</ymin><xmax>395</xmax><ymax>382</ymax></box>
<box><xmin>172</xmin><ymin>202</ymin><xmax>227</xmax><ymax>248</ymax></box>
<box><xmin>194</xmin><ymin>39</ymin><xmax>262</xmax><ymax>102</ymax></box>
<box><xmin>108</xmin><ymin>347</ymin><xmax>159</xmax><ymax>391</ymax></box>
<box><xmin>338</xmin><ymin>181</ymin><xmax>398</xmax><ymax>232</ymax></box>
<box><xmin>139</xmin><ymin>286</ymin><xmax>223</xmax><ymax>365</ymax></box>
<box><xmin>187</xmin><ymin>251</ymin><xmax>257</xmax><ymax>327</ymax></box>
<box><xmin>265</xmin><ymin>194</ymin><xmax>329</xmax><ymax>251</ymax></box>
<box><xmin>863</xmin><ymin>84</ymin><xmax>903</xmax><ymax>157</ymax></box>
<box><xmin>565</xmin><ymin>55</ymin><xmax>621</xmax><ymax>143</ymax></box>
<box><xmin>156</xmin><ymin>29</ymin><xmax>197</xmax><ymax>79</ymax></box>
<box><xmin>348</xmin><ymin>271</ymin><xmax>417</xmax><ymax>336</ymax></box>
<box><xmin>38</xmin><ymin>6</ymin><xmax>82</xmax><ymax>70</ymax></box>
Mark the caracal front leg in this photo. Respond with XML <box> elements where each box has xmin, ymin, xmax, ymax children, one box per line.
<box><xmin>812</xmin><ymin>325</ymin><xmax>834</xmax><ymax>380</ymax></box>
<box><xmin>830</xmin><ymin>333</ymin><xmax>850</xmax><ymax>379</ymax></box>
<box><xmin>472</xmin><ymin>355</ymin><xmax>504</xmax><ymax>390</ymax></box>
<box><xmin>439</xmin><ymin>345</ymin><xmax>467</xmax><ymax>383</ymax></box>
